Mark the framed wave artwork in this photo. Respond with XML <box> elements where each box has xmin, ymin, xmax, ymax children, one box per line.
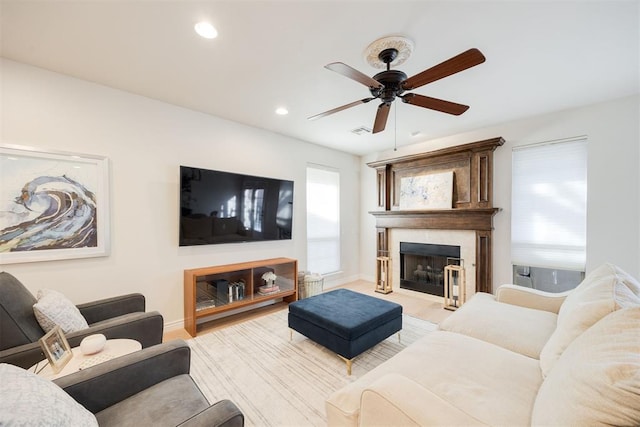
<box><xmin>0</xmin><ymin>144</ymin><xmax>110</xmax><ymax>264</ymax></box>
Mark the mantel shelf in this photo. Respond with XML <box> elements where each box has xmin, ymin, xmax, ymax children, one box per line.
<box><xmin>369</xmin><ymin>208</ymin><xmax>501</xmax><ymax>231</ymax></box>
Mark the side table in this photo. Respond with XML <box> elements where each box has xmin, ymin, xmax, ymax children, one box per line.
<box><xmin>30</xmin><ymin>338</ymin><xmax>142</xmax><ymax>380</ymax></box>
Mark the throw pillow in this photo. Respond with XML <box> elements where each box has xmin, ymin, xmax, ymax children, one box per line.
<box><xmin>539</xmin><ymin>263</ymin><xmax>640</xmax><ymax>376</ymax></box>
<box><xmin>0</xmin><ymin>363</ymin><xmax>98</xmax><ymax>426</ymax></box>
<box><xmin>532</xmin><ymin>307</ymin><xmax>640</xmax><ymax>426</ymax></box>
<box><xmin>33</xmin><ymin>289</ymin><xmax>89</xmax><ymax>334</ymax></box>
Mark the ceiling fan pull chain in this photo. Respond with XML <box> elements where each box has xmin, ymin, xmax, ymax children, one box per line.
<box><xmin>394</xmin><ymin>103</ymin><xmax>397</xmax><ymax>152</ymax></box>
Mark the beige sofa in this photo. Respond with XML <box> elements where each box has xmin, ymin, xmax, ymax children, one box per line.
<box><xmin>326</xmin><ymin>263</ymin><xmax>640</xmax><ymax>426</ymax></box>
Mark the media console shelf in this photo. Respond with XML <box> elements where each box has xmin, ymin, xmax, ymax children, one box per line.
<box><xmin>184</xmin><ymin>257</ymin><xmax>298</xmax><ymax>337</ymax></box>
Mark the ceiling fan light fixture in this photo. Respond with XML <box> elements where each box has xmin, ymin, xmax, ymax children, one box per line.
<box><xmin>364</xmin><ymin>36</ymin><xmax>414</xmax><ymax>69</ymax></box>
<box><xmin>194</xmin><ymin>22</ymin><xmax>218</xmax><ymax>39</ymax></box>
<box><xmin>310</xmin><ymin>44</ymin><xmax>484</xmax><ymax>136</ymax></box>
<box><xmin>275</xmin><ymin>107</ymin><xmax>289</xmax><ymax>115</ymax></box>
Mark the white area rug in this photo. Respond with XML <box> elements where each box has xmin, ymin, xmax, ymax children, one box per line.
<box><xmin>188</xmin><ymin>309</ymin><xmax>436</xmax><ymax>426</ymax></box>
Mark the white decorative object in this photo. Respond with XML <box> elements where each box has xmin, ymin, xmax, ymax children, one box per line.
<box><xmin>261</xmin><ymin>271</ymin><xmax>277</xmax><ymax>286</ymax></box>
<box><xmin>80</xmin><ymin>334</ymin><xmax>107</xmax><ymax>355</ymax></box>
<box><xmin>399</xmin><ymin>171</ymin><xmax>454</xmax><ymax>210</ymax></box>
<box><xmin>364</xmin><ymin>35</ymin><xmax>414</xmax><ymax>69</ymax></box>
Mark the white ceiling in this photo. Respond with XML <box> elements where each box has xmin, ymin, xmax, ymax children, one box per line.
<box><xmin>1</xmin><ymin>1</ymin><xmax>638</xmax><ymax>156</ymax></box>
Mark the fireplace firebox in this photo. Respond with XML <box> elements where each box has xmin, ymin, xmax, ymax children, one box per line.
<box><xmin>400</xmin><ymin>242</ymin><xmax>460</xmax><ymax>296</ymax></box>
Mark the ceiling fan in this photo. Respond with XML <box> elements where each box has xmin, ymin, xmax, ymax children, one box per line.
<box><xmin>308</xmin><ymin>47</ymin><xmax>486</xmax><ymax>134</ymax></box>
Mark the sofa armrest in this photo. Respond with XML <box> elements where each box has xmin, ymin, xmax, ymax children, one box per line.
<box><xmin>0</xmin><ymin>311</ymin><xmax>163</xmax><ymax>369</ymax></box>
<box><xmin>359</xmin><ymin>374</ymin><xmax>488</xmax><ymax>426</ymax></box>
<box><xmin>495</xmin><ymin>284</ymin><xmax>570</xmax><ymax>314</ymax></box>
<box><xmin>77</xmin><ymin>293</ymin><xmax>146</xmax><ymax>324</ymax></box>
<box><xmin>0</xmin><ymin>341</ymin><xmax>46</xmax><ymax>370</ymax></box>
<box><xmin>178</xmin><ymin>399</ymin><xmax>244</xmax><ymax>427</ymax></box>
<box><xmin>54</xmin><ymin>339</ymin><xmax>190</xmax><ymax>413</ymax></box>
<box><xmin>67</xmin><ymin>311</ymin><xmax>164</xmax><ymax>349</ymax></box>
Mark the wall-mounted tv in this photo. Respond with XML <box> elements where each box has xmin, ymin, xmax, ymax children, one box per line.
<box><xmin>179</xmin><ymin>166</ymin><xmax>294</xmax><ymax>246</ymax></box>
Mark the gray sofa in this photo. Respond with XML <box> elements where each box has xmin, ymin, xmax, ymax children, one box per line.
<box><xmin>54</xmin><ymin>340</ymin><xmax>244</xmax><ymax>426</ymax></box>
<box><xmin>0</xmin><ymin>340</ymin><xmax>243</xmax><ymax>426</ymax></box>
<box><xmin>0</xmin><ymin>271</ymin><xmax>164</xmax><ymax>369</ymax></box>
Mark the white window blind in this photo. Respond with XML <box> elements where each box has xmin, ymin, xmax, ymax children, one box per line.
<box><xmin>306</xmin><ymin>166</ymin><xmax>340</xmax><ymax>275</ymax></box>
<box><xmin>511</xmin><ymin>138</ymin><xmax>587</xmax><ymax>271</ymax></box>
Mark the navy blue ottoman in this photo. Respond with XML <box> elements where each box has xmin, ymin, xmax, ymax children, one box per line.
<box><xmin>288</xmin><ymin>289</ymin><xmax>402</xmax><ymax>375</ymax></box>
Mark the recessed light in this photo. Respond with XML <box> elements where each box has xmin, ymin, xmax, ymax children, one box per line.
<box><xmin>275</xmin><ymin>107</ymin><xmax>289</xmax><ymax>116</ymax></box>
<box><xmin>194</xmin><ymin>22</ymin><xmax>218</xmax><ymax>39</ymax></box>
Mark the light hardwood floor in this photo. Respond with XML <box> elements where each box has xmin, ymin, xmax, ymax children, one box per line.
<box><xmin>163</xmin><ymin>280</ymin><xmax>452</xmax><ymax>341</ymax></box>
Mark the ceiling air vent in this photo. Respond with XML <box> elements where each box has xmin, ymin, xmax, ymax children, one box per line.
<box><xmin>351</xmin><ymin>126</ymin><xmax>372</xmax><ymax>135</ymax></box>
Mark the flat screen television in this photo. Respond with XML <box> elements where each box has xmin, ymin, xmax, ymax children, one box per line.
<box><xmin>179</xmin><ymin>166</ymin><xmax>294</xmax><ymax>246</ymax></box>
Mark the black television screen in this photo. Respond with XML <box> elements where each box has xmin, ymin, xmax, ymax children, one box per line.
<box><xmin>179</xmin><ymin>166</ymin><xmax>294</xmax><ymax>246</ymax></box>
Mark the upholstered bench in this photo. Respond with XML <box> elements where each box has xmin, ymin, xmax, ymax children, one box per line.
<box><xmin>288</xmin><ymin>289</ymin><xmax>402</xmax><ymax>375</ymax></box>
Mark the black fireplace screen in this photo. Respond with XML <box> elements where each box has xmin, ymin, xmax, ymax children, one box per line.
<box><xmin>400</xmin><ymin>242</ymin><xmax>460</xmax><ymax>296</ymax></box>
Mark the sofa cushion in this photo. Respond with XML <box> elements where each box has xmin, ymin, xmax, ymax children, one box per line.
<box><xmin>95</xmin><ymin>374</ymin><xmax>210</xmax><ymax>427</ymax></box>
<box><xmin>359</xmin><ymin>374</ymin><xmax>485</xmax><ymax>426</ymax></box>
<box><xmin>539</xmin><ymin>263</ymin><xmax>640</xmax><ymax>376</ymax></box>
<box><xmin>439</xmin><ymin>292</ymin><xmax>557</xmax><ymax>358</ymax></box>
<box><xmin>532</xmin><ymin>307</ymin><xmax>640</xmax><ymax>426</ymax></box>
<box><xmin>33</xmin><ymin>289</ymin><xmax>89</xmax><ymax>334</ymax></box>
<box><xmin>326</xmin><ymin>331</ymin><xmax>543</xmax><ymax>427</ymax></box>
<box><xmin>0</xmin><ymin>363</ymin><xmax>98</xmax><ymax>426</ymax></box>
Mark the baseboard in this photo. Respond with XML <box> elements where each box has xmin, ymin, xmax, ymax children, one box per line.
<box><xmin>164</xmin><ymin>318</ymin><xmax>186</xmax><ymax>332</ymax></box>
<box><xmin>323</xmin><ymin>273</ymin><xmax>361</xmax><ymax>289</ymax></box>
<box><xmin>359</xmin><ymin>273</ymin><xmax>376</xmax><ymax>283</ymax></box>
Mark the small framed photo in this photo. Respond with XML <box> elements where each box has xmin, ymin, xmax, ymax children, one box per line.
<box><xmin>39</xmin><ymin>326</ymin><xmax>72</xmax><ymax>374</ymax></box>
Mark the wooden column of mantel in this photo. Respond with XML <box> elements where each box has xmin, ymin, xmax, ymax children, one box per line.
<box><xmin>368</xmin><ymin>137</ymin><xmax>505</xmax><ymax>294</ymax></box>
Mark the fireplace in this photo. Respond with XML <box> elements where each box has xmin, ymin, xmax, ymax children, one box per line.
<box><xmin>368</xmin><ymin>137</ymin><xmax>504</xmax><ymax>294</ymax></box>
<box><xmin>400</xmin><ymin>242</ymin><xmax>461</xmax><ymax>296</ymax></box>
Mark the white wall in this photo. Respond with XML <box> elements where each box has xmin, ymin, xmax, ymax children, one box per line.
<box><xmin>0</xmin><ymin>59</ymin><xmax>361</xmax><ymax>328</ymax></box>
<box><xmin>360</xmin><ymin>95</ymin><xmax>640</xmax><ymax>290</ymax></box>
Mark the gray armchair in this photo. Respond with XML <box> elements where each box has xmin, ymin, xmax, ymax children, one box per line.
<box><xmin>54</xmin><ymin>339</ymin><xmax>244</xmax><ymax>427</ymax></box>
<box><xmin>0</xmin><ymin>271</ymin><xmax>164</xmax><ymax>369</ymax></box>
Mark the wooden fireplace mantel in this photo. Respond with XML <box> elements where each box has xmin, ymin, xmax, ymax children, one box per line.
<box><xmin>370</xmin><ymin>208</ymin><xmax>500</xmax><ymax>231</ymax></box>
<box><xmin>368</xmin><ymin>137</ymin><xmax>504</xmax><ymax>294</ymax></box>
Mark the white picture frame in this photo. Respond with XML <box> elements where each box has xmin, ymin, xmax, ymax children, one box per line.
<box><xmin>0</xmin><ymin>144</ymin><xmax>110</xmax><ymax>264</ymax></box>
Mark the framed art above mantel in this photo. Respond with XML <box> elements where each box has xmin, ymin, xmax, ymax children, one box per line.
<box><xmin>0</xmin><ymin>144</ymin><xmax>110</xmax><ymax>264</ymax></box>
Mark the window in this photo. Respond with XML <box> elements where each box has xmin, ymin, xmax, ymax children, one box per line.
<box><xmin>306</xmin><ymin>166</ymin><xmax>340</xmax><ymax>274</ymax></box>
<box><xmin>511</xmin><ymin>138</ymin><xmax>587</xmax><ymax>272</ymax></box>
<box><xmin>242</xmin><ymin>188</ymin><xmax>264</xmax><ymax>232</ymax></box>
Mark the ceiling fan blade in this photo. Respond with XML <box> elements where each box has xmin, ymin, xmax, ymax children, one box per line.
<box><xmin>402</xmin><ymin>48</ymin><xmax>486</xmax><ymax>91</ymax></box>
<box><xmin>372</xmin><ymin>103</ymin><xmax>391</xmax><ymax>134</ymax></box>
<box><xmin>307</xmin><ymin>97</ymin><xmax>374</xmax><ymax>121</ymax></box>
<box><xmin>325</xmin><ymin>62</ymin><xmax>383</xmax><ymax>89</ymax></box>
<box><xmin>402</xmin><ymin>93</ymin><xmax>469</xmax><ymax>115</ymax></box>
